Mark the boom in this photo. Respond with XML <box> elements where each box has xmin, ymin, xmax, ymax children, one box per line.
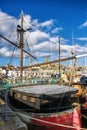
<box><xmin>0</xmin><ymin>34</ymin><xmax>36</xmax><ymax>59</ymax></box>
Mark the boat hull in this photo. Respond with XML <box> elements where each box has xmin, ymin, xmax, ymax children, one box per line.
<box><xmin>16</xmin><ymin>105</ymin><xmax>81</xmax><ymax>130</ymax></box>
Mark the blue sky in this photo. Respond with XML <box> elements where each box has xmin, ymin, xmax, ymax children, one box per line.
<box><xmin>0</xmin><ymin>0</ymin><xmax>87</xmax><ymax>66</ymax></box>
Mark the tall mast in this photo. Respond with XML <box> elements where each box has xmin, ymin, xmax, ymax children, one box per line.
<box><xmin>20</xmin><ymin>12</ymin><xmax>24</xmax><ymax>80</ymax></box>
<box><xmin>30</xmin><ymin>57</ymin><xmax>32</xmax><ymax>78</ymax></box>
<box><xmin>0</xmin><ymin>12</ymin><xmax>36</xmax><ymax>80</ymax></box>
<box><xmin>58</xmin><ymin>37</ymin><xmax>61</xmax><ymax>76</ymax></box>
<box><xmin>72</xmin><ymin>31</ymin><xmax>76</xmax><ymax>77</ymax></box>
<box><xmin>74</xmin><ymin>55</ymin><xmax>76</xmax><ymax>77</ymax></box>
<box><xmin>16</xmin><ymin>12</ymin><xmax>36</xmax><ymax>81</ymax></box>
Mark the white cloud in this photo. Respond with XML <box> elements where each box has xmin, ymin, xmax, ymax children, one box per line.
<box><xmin>23</xmin><ymin>15</ymin><xmax>32</xmax><ymax>29</ymax></box>
<box><xmin>70</xmin><ymin>44</ymin><xmax>87</xmax><ymax>55</ymax></box>
<box><xmin>1</xmin><ymin>10</ymin><xmax>87</xmax><ymax>66</ymax></box>
<box><xmin>50</xmin><ymin>37</ymin><xmax>68</xmax><ymax>45</ymax></box>
<box><xmin>61</xmin><ymin>44</ymin><xmax>72</xmax><ymax>52</ymax></box>
<box><xmin>32</xmin><ymin>19</ymin><xmax>39</xmax><ymax>27</ymax></box>
<box><xmin>35</xmin><ymin>51</ymin><xmax>52</xmax><ymax>58</ymax></box>
<box><xmin>0</xmin><ymin>10</ymin><xmax>18</xmax><ymax>45</ymax></box>
<box><xmin>79</xmin><ymin>20</ymin><xmax>87</xmax><ymax>28</ymax></box>
<box><xmin>25</xmin><ymin>17</ymin><xmax>54</xmax><ymax>29</ymax></box>
<box><xmin>25</xmin><ymin>30</ymin><xmax>50</xmax><ymax>47</ymax></box>
<box><xmin>38</xmin><ymin>19</ymin><xmax>54</xmax><ymax>27</ymax></box>
<box><xmin>77</xmin><ymin>37</ymin><xmax>87</xmax><ymax>41</ymax></box>
<box><xmin>0</xmin><ymin>47</ymin><xmax>19</xmax><ymax>57</ymax></box>
<box><xmin>0</xmin><ymin>11</ymin><xmax>56</xmax><ymax>60</ymax></box>
<box><xmin>32</xmin><ymin>41</ymin><xmax>57</xmax><ymax>52</ymax></box>
<box><xmin>0</xmin><ymin>47</ymin><xmax>10</xmax><ymax>56</ymax></box>
<box><xmin>52</xmin><ymin>27</ymin><xmax>62</xmax><ymax>34</ymax></box>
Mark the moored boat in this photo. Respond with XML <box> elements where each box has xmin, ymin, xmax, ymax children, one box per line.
<box><xmin>8</xmin><ymin>84</ymin><xmax>81</xmax><ymax>130</ymax></box>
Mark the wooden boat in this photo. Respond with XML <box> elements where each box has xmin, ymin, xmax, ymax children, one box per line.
<box><xmin>8</xmin><ymin>84</ymin><xmax>81</xmax><ymax>130</ymax></box>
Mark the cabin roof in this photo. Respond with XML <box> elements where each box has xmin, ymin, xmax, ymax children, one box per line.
<box><xmin>11</xmin><ymin>85</ymin><xmax>78</xmax><ymax>98</ymax></box>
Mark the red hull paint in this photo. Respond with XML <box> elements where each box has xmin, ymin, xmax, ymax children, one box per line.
<box><xmin>31</xmin><ymin>106</ymin><xmax>81</xmax><ymax>130</ymax></box>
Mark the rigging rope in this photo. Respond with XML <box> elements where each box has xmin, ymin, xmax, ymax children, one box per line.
<box><xmin>0</xmin><ymin>18</ymin><xmax>16</xmax><ymax>22</ymax></box>
<box><xmin>25</xmin><ymin>32</ymin><xmax>31</xmax><ymax>52</ymax></box>
<box><xmin>23</xmin><ymin>19</ymin><xmax>57</xmax><ymax>44</ymax></box>
<box><xmin>8</xmin><ymin>46</ymin><xmax>16</xmax><ymax>65</ymax></box>
<box><xmin>56</xmin><ymin>91</ymin><xmax>66</xmax><ymax>112</ymax></box>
